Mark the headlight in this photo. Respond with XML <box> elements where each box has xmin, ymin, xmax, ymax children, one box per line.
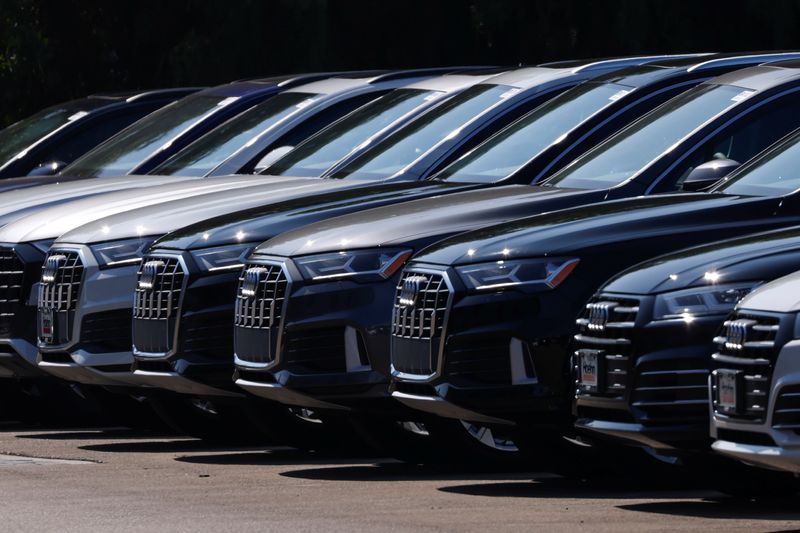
<box><xmin>295</xmin><ymin>249</ymin><xmax>412</xmax><ymax>282</ymax></box>
<box><xmin>653</xmin><ymin>283</ymin><xmax>758</xmax><ymax>320</ymax></box>
<box><xmin>90</xmin><ymin>238</ymin><xmax>154</xmax><ymax>268</ymax></box>
<box><xmin>456</xmin><ymin>257</ymin><xmax>579</xmax><ymax>292</ymax></box>
<box><xmin>32</xmin><ymin>239</ymin><xmax>55</xmax><ymax>254</ymax></box>
<box><xmin>191</xmin><ymin>244</ymin><xmax>253</xmax><ymax>272</ymax></box>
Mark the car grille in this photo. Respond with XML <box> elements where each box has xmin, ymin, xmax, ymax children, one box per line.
<box><xmin>711</xmin><ymin>312</ymin><xmax>782</xmax><ymax>422</ymax></box>
<box><xmin>38</xmin><ymin>250</ymin><xmax>84</xmax><ymax>345</ymax></box>
<box><xmin>390</xmin><ymin>270</ymin><xmax>450</xmax><ymax>376</ymax></box>
<box><xmin>443</xmin><ymin>337</ymin><xmax>511</xmax><ymax>386</ymax></box>
<box><xmin>573</xmin><ymin>296</ymin><xmax>639</xmax><ymax>396</ymax></box>
<box><xmin>132</xmin><ymin>255</ymin><xmax>186</xmax><ymax>355</ymax></box>
<box><xmin>81</xmin><ymin>309</ymin><xmax>133</xmax><ymax>353</ymax></box>
<box><xmin>771</xmin><ymin>384</ymin><xmax>800</xmax><ymax>431</ymax></box>
<box><xmin>233</xmin><ymin>262</ymin><xmax>289</xmax><ymax>366</ymax></box>
<box><xmin>0</xmin><ymin>248</ymin><xmax>25</xmax><ymax>337</ymax></box>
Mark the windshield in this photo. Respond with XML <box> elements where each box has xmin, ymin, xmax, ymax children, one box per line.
<box><xmin>546</xmin><ymin>84</ymin><xmax>749</xmax><ymax>189</ymax></box>
<box><xmin>0</xmin><ymin>99</ymin><xmax>106</xmax><ymax>168</ymax></box>
<box><xmin>153</xmin><ymin>92</ymin><xmax>319</xmax><ymax>177</ymax></box>
<box><xmin>62</xmin><ymin>94</ymin><xmax>232</xmax><ymax>178</ymax></box>
<box><xmin>329</xmin><ymin>84</ymin><xmax>518</xmax><ymax>180</ymax></box>
<box><xmin>438</xmin><ymin>82</ymin><xmax>633</xmax><ymax>183</ymax></box>
<box><xmin>265</xmin><ymin>89</ymin><xmax>440</xmax><ymax>178</ymax></box>
<box><xmin>716</xmin><ymin>133</ymin><xmax>800</xmax><ymax>196</ymax></box>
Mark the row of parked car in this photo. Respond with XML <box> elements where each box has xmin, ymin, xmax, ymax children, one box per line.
<box><xmin>3</xmin><ymin>51</ymin><xmax>800</xmax><ymax>491</ymax></box>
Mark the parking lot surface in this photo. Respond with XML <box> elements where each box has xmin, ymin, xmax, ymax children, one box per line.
<box><xmin>0</xmin><ymin>422</ymin><xmax>798</xmax><ymax>532</ymax></box>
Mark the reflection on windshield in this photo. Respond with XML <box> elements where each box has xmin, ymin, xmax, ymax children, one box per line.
<box><xmin>266</xmin><ymin>89</ymin><xmax>439</xmax><ymax>178</ymax></box>
<box><xmin>329</xmin><ymin>84</ymin><xmax>516</xmax><ymax>180</ymax></box>
<box><xmin>153</xmin><ymin>92</ymin><xmax>318</xmax><ymax>177</ymax></box>
<box><xmin>438</xmin><ymin>82</ymin><xmax>631</xmax><ymax>183</ymax></box>
<box><xmin>0</xmin><ymin>100</ymin><xmax>104</xmax><ymax>168</ymax></box>
<box><xmin>716</xmin><ymin>134</ymin><xmax>800</xmax><ymax>196</ymax></box>
<box><xmin>62</xmin><ymin>95</ymin><xmax>230</xmax><ymax>178</ymax></box>
<box><xmin>546</xmin><ymin>84</ymin><xmax>747</xmax><ymax>189</ymax></box>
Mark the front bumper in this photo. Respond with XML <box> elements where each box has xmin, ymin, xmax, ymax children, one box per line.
<box><xmin>711</xmin><ymin>337</ymin><xmax>800</xmax><ymax>474</ymax></box>
<box><xmin>389</xmin><ymin>265</ymin><xmax>575</xmax><ymax>426</ymax></box>
<box><xmin>233</xmin><ymin>258</ymin><xmax>403</xmax><ymax>412</ymax></box>
<box><xmin>574</xmin><ymin>303</ymin><xmax>721</xmax><ymax>453</ymax></box>
<box><xmin>36</xmin><ymin>245</ymin><xmax>139</xmax><ymax>386</ymax></box>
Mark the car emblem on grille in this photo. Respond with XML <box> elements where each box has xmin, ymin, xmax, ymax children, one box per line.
<box><xmin>725</xmin><ymin>319</ymin><xmax>751</xmax><ymax>350</ymax></box>
<box><xmin>241</xmin><ymin>267</ymin><xmax>268</xmax><ymax>297</ymax></box>
<box><xmin>399</xmin><ymin>275</ymin><xmax>427</xmax><ymax>307</ymax></box>
<box><xmin>138</xmin><ymin>260</ymin><xmax>165</xmax><ymax>290</ymax></box>
<box><xmin>41</xmin><ymin>254</ymin><xmax>67</xmax><ymax>284</ymax></box>
<box><xmin>586</xmin><ymin>301</ymin><xmax>617</xmax><ymax>330</ymax></box>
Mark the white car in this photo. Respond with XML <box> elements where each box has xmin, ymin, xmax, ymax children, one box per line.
<box><xmin>711</xmin><ymin>269</ymin><xmax>800</xmax><ymax>473</ymax></box>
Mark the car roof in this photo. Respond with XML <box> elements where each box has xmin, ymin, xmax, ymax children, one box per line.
<box><xmin>87</xmin><ymin>87</ymin><xmax>203</xmax><ymax>104</ymax></box>
<box><xmin>399</xmin><ymin>70</ymin><xmax>510</xmax><ymax>92</ymax></box>
<box><xmin>708</xmin><ymin>62</ymin><xmax>800</xmax><ymax>91</ymax></box>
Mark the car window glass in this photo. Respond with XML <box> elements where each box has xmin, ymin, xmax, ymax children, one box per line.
<box><xmin>152</xmin><ymin>92</ymin><xmax>318</xmax><ymax>177</ymax></box>
<box><xmin>329</xmin><ymin>84</ymin><xmax>517</xmax><ymax>180</ymax></box>
<box><xmin>545</xmin><ymin>84</ymin><xmax>746</xmax><ymax>189</ymax></box>
<box><xmin>656</xmin><ymin>91</ymin><xmax>800</xmax><ymax>193</ymax></box>
<box><xmin>265</xmin><ymin>89</ymin><xmax>438</xmax><ymax>177</ymax></box>
<box><xmin>717</xmin><ymin>133</ymin><xmax>800</xmax><ymax>196</ymax></box>
<box><xmin>36</xmin><ymin>109</ymin><xmax>147</xmax><ymax>168</ymax></box>
<box><xmin>0</xmin><ymin>100</ymin><xmax>105</xmax><ymax>168</ymax></box>
<box><xmin>438</xmin><ymin>82</ymin><xmax>631</xmax><ymax>183</ymax></box>
<box><xmin>62</xmin><ymin>94</ymin><xmax>229</xmax><ymax>178</ymax></box>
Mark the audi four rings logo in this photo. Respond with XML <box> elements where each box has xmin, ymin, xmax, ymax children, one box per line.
<box><xmin>137</xmin><ymin>260</ymin><xmax>165</xmax><ymax>290</ymax></box>
<box><xmin>725</xmin><ymin>319</ymin><xmax>752</xmax><ymax>350</ymax></box>
<box><xmin>399</xmin><ymin>275</ymin><xmax>428</xmax><ymax>307</ymax></box>
<box><xmin>241</xmin><ymin>267</ymin><xmax>268</xmax><ymax>297</ymax></box>
<box><xmin>587</xmin><ymin>302</ymin><xmax>617</xmax><ymax>330</ymax></box>
<box><xmin>42</xmin><ymin>254</ymin><xmax>67</xmax><ymax>284</ymax></box>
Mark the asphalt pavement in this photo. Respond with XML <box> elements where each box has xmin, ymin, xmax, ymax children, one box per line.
<box><xmin>0</xmin><ymin>422</ymin><xmax>798</xmax><ymax>532</ymax></box>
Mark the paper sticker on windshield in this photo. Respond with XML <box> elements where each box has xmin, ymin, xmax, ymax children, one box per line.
<box><xmin>731</xmin><ymin>90</ymin><xmax>755</xmax><ymax>103</ymax></box>
<box><xmin>608</xmin><ymin>89</ymin><xmax>631</xmax><ymax>102</ymax></box>
<box><xmin>217</xmin><ymin>97</ymin><xmax>239</xmax><ymax>107</ymax></box>
<box><xmin>500</xmin><ymin>88</ymin><xmax>522</xmax><ymax>99</ymax></box>
<box><xmin>67</xmin><ymin>111</ymin><xmax>89</xmax><ymax>121</ymax></box>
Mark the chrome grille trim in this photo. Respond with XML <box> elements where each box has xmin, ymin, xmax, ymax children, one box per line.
<box><xmin>233</xmin><ymin>259</ymin><xmax>291</xmax><ymax>368</ymax></box>
<box><xmin>390</xmin><ymin>267</ymin><xmax>454</xmax><ymax>380</ymax></box>
<box><xmin>711</xmin><ymin>311</ymin><xmax>782</xmax><ymax>422</ymax></box>
<box><xmin>573</xmin><ymin>295</ymin><xmax>640</xmax><ymax>396</ymax></box>
<box><xmin>38</xmin><ymin>251</ymin><xmax>83</xmax><ymax>312</ymax></box>
<box><xmin>0</xmin><ymin>247</ymin><xmax>24</xmax><ymax>323</ymax></box>
<box><xmin>133</xmin><ymin>256</ymin><xmax>186</xmax><ymax>321</ymax></box>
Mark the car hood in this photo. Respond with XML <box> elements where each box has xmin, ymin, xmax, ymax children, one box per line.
<box><xmin>0</xmin><ymin>175</ymin><xmax>308</xmax><ymax>244</ymax></box>
<box><xmin>151</xmin><ymin>181</ymin><xmax>484</xmax><ymax>251</ymax></box>
<box><xmin>602</xmin><ymin>225</ymin><xmax>800</xmax><ymax>295</ymax></box>
<box><xmin>737</xmin><ymin>270</ymin><xmax>800</xmax><ymax>313</ymax></box>
<box><xmin>256</xmin><ymin>185</ymin><xmax>598</xmax><ymax>257</ymax></box>
<box><xmin>411</xmin><ymin>193</ymin><xmax>785</xmax><ymax>266</ymax></box>
<box><xmin>0</xmin><ymin>173</ymin><xmax>96</xmax><ymax>194</ymax></box>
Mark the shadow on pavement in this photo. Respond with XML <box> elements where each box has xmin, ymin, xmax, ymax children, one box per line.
<box><xmin>618</xmin><ymin>499</ymin><xmax>800</xmax><ymax>521</ymax></box>
<box><xmin>17</xmin><ymin>428</ymin><xmax>176</xmax><ymax>440</ymax></box>
<box><xmin>279</xmin><ymin>462</ymin><xmax>543</xmax><ymax>482</ymax></box>
<box><xmin>176</xmin><ymin>448</ymin><xmax>381</xmax><ymax>467</ymax></box>
<box><xmin>78</xmin><ymin>439</ymin><xmax>252</xmax><ymax>454</ymax></box>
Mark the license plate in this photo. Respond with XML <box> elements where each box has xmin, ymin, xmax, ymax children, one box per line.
<box><xmin>717</xmin><ymin>370</ymin><xmax>739</xmax><ymax>410</ymax></box>
<box><xmin>579</xmin><ymin>350</ymin><xmax>602</xmax><ymax>388</ymax></box>
<box><xmin>39</xmin><ymin>307</ymin><xmax>54</xmax><ymax>342</ymax></box>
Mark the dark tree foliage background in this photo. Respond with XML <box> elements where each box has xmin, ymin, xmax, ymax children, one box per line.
<box><xmin>2</xmin><ymin>0</ymin><xmax>800</xmax><ymax>126</ymax></box>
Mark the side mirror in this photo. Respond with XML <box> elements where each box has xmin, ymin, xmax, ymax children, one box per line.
<box><xmin>253</xmin><ymin>146</ymin><xmax>294</xmax><ymax>174</ymax></box>
<box><xmin>681</xmin><ymin>158</ymin><xmax>740</xmax><ymax>192</ymax></box>
<box><xmin>27</xmin><ymin>160</ymin><xmax>67</xmax><ymax>177</ymax></box>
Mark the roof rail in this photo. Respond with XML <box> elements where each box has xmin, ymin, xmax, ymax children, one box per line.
<box><xmin>573</xmin><ymin>53</ymin><xmax>712</xmax><ymax>73</ymax></box>
<box><xmin>687</xmin><ymin>52</ymin><xmax>800</xmax><ymax>72</ymax></box>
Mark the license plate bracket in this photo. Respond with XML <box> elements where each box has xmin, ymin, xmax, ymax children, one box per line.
<box><xmin>577</xmin><ymin>348</ymin><xmax>604</xmax><ymax>392</ymax></box>
<box><xmin>39</xmin><ymin>307</ymin><xmax>55</xmax><ymax>343</ymax></box>
<box><xmin>716</xmin><ymin>369</ymin><xmax>741</xmax><ymax>412</ymax></box>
